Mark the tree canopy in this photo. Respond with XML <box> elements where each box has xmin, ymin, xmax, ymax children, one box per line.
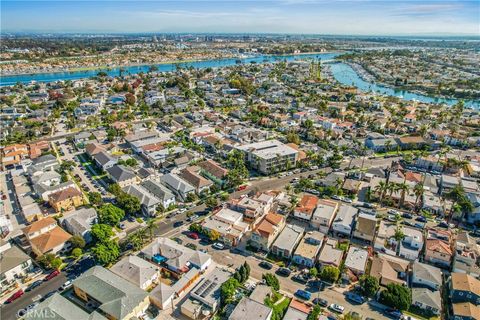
<box><xmin>380</xmin><ymin>283</ymin><xmax>412</xmax><ymax>311</ymax></box>
<box><xmin>98</xmin><ymin>203</ymin><xmax>125</xmax><ymax>226</ymax></box>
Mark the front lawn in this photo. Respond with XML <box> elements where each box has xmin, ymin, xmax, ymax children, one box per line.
<box><xmin>265</xmin><ymin>294</ymin><xmax>291</xmax><ymax>320</ymax></box>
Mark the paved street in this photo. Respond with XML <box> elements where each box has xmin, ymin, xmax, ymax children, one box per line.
<box><xmin>170</xmin><ymin>231</ymin><xmax>387</xmax><ymax>320</ymax></box>
<box><xmin>0</xmin><ymin>274</ymin><xmax>67</xmax><ymax>320</ymax></box>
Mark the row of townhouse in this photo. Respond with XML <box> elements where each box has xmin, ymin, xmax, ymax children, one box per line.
<box><xmin>0</xmin><ymin>141</ymin><xmax>50</xmax><ymax>169</ymax></box>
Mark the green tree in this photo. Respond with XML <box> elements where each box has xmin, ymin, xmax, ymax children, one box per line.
<box><xmin>380</xmin><ymin>283</ymin><xmax>412</xmax><ymax>311</ymax></box>
<box><xmin>98</xmin><ymin>204</ymin><xmax>125</xmax><ymax>226</ymax></box>
<box><xmin>117</xmin><ymin>193</ymin><xmax>141</xmax><ymax>215</ymax></box>
<box><xmin>50</xmin><ymin>257</ymin><xmax>63</xmax><ymax>270</ymax></box>
<box><xmin>262</xmin><ymin>273</ymin><xmax>280</xmax><ymax>291</ymax></box>
<box><xmin>309</xmin><ymin>267</ymin><xmax>318</xmax><ymax>278</ymax></box>
<box><xmin>92</xmin><ymin>240</ymin><xmax>120</xmax><ymax>266</ymax></box>
<box><xmin>359</xmin><ymin>275</ymin><xmax>379</xmax><ymax>298</ymax></box>
<box><xmin>307</xmin><ymin>305</ymin><xmax>322</xmax><ymax>320</ymax></box>
<box><xmin>205</xmin><ymin>197</ymin><xmax>218</xmax><ymax>208</ymax></box>
<box><xmin>220</xmin><ymin>278</ymin><xmax>240</xmax><ymax>305</ymax></box>
<box><xmin>91</xmin><ymin>223</ymin><xmax>114</xmax><ymax>243</ymax></box>
<box><xmin>69</xmin><ymin>235</ymin><xmax>86</xmax><ymax>249</ymax></box>
<box><xmin>88</xmin><ymin>192</ymin><xmax>103</xmax><ymax>206</ymax></box>
<box><xmin>319</xmin><ymin>266</ymin><xmax>340</xmax><ymax>283</ymax></box>
<box><xmin>72</xmin><ymin>248</ymin><xmax>83</xmax><ymax>259</ymax></box>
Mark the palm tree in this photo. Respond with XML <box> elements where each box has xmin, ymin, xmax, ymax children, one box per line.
<box><xmin>413</xmin><ymin>182</ymin><xmax>424</xmax><ymax>212</ymax></box>
<box><xmin>374</xmin><ymin>181</ymin><xmax>388</xmax><ymax>204</ymax></box>
<box><xmin>397</xmin><ymin>182</ymin><xmax>410</xmax><ymax>209</ymax></box>
<box><xmin>146</xmin><ymin>219</ymin><xmax>158</xmax><ymax>241</ymax></box>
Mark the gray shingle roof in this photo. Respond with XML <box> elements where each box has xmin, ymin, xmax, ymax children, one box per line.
<box><xmin>73</xmin><ymin>266</ymin><xmax>148</xmax><ymax>320</ymax></box>
<box><xmin>107</xmin><ymin>164</ymin><xmax>136</xmax><ymax>182</ymax></box>
<box><xmin>122</xmin><ymin>184</ymin><xmax>160</xmax><ymax>207</ymax></box>
<box><xmin>24</xmin><ymin>293</ymin><xmax>97</xmax><ymax>320</ymax></box>
<box><xmin>160</xmin><ymin>173</ymin><xmax>195</xmax><ymax>195</ymax></box>
<box><xmin>141</xmin><ymin>179</ymin><xmax>175</xmax><ymax>202</ymax></box>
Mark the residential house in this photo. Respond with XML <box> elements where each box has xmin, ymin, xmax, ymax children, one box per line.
<box><xmin>229</xmin><ymin>297</ymin><xmax>273</xmax><ymax>320</ymax></box>
<box><xmin>293</xmin><ymin>194</ymin><xmax>319</xmax><ymax>221</ymax></box>
<box><xmin>140</xmin><ymin>179</ymin><xmax>176</xmax><ymax>210</ymax></box>
<box><xmin>450</xmin><ymin>273</ymin><xmax>480</xmax><ymax>305</ymax></box>
<box><xmin>1</xmin><ymin>144</ymin><xmax>28</xmax><ymax>169</ymax></box>
<box><xmin>249</xmin><ymin>213</ymin><xmax>286</xmax><ymax>252</ymax></box>
<box><xmin>411</xmin><ymin>261</ymin><xmax>443</xmax><ymax>291</ymax></box>
<box><xmin>374</xmin><ymin>221</ymin><xmax>399</xmax><ymax>256</ymax></box>
<box><xmin>0</xmin><ymin>241</ymin><xmax>33</xmax><ymax>292</ymax></box>
<box><xmin>111</xmin><ymin>255</ymin><xmax>160</xmax><ymax>290</ymax></box>
<box><xmin>59</xmin><ymin>207</ymin><xmax>97</xmax><ymax>243</ymax></box>
<box><xmin>318</xmin><ymin>238</ymin><xmax>344</xmax><ymax>268</ymax></box>
<box><xmin>344</xmin><ymin>246</ymin><xmax>368</xmax><ymax>275</ymax></box>
<box><xmin>180</xmin><ymin>268</ymin><xmax>231</xmax><ymax>319</ymax></box>
<box><xmin>85</xmin><ymin>142</ymin><xmax>106</xmax><ymax>157</ymax></box>
<box><xmin>73</xmin><ymin>266</ymin><xmax>150</xmax><ymax>320</ymax></box>
<box><xmin>122</xmin><ymin>184</ymin><xmax>161</xmax><ymax>216</ymax></box>
<box><xmin>24</xmin><ymin>294</ymin><xmax>96</xmax><ymax>320</ymax></box>
<box><xmin>202</xmin><ymin>208</ymin><xmax>249</xmax><ymax>246</ymax></box>
<box><xmin>179</xmin><ymin>166</ymin><xmax>213</xmax><ymax>194</ymax></box>
<box><xmin>425</xmin><ymin>228</ymin><xmax>454</xmax><ymax>268</ymax></box>
<box><xmin>353</xmin><ymin>213</ymin><xmax>378</xmax><ymax>244</ymax></box>
<box><xmin>283</xmin><ymin>299</ymin><xmax>310</xmax><ymax>320</ymax></box>
<box><xmin>369</xmin><ymin>253</ymin><xmax>409</xmax><ymax>286</ymax></box>
<box><xmin>332</xmin><ymin>205</ymin><xmax>357</xmax><ymax>237</ymax></box>
<box><xmin>141</xmin><ymin>237</ymin><xmax>212</xmax><ymax>273</ymax></box>
<box><xmin>292</xmin><ymin>231</ymin><xmax>324</xmax><ymax>268</ymax></box>
<box><xmin>412</xmin><ymin>287</ymin><xmax>441</xmax><ymax>315</ymax></box>
<box><xmin>107</xmin><ymin>165</ymin><xmax>139</xmax><ymax>188</ymax></box>
<box><xmin>271</xmin><ymin>224</ymin><xmax>304</xmax><ymax>259</ymax></box>
<box><xmin>198</xmin><ymin>159</ymin><xmax>228</xmax><ymax>185</ymax></box>
<box><xmin>160</xmin><ymin>173</ymin><xmax>195</xmax><ymax>201</ymax></box>
<box><xmin>311</xmin><ymin>199</ymin><xmax>338</xmax><ymax>233</ymax></box>
<box><xmin>399</xmin><ymin>226</ymin><xmax>424</xmax><ymax>261</ymax></box>
<box><xmin>92</xmin><ymin>150</ymin><xmax>117</xmax><ymax>170</ymax></box>
<box><xmin>452</xmin><ymin>303</ymin><xmax>480</xmax><ymax>320</ymax></box>
<box><xmin>48</xmin><ymin>187</ymin><xmax>84</xmax><ymax>213</ymax></box>
<box><xmin>23</xmin><ymin>218</ymin><xmax>72</xmax><ymax>256</ymax></box>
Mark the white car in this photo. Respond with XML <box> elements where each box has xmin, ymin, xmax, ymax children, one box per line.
<box><xmin>212</xmin><ymin>242</ymin><xmax>225</xmax><ymax>250</ymax></box>
<box><xmin>59</xmin><ymin>280</ymin><xmax>72</xmax><ymax>291</ymax></box>
<box><xmin>329</xmin><ymin>304</ymin><xmax>345</xmax><ymax>313</ymax></box>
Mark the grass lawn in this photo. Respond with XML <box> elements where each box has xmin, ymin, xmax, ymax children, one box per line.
<box><xmin>404</xmin><ymin>306</ymin><xmax>439</xmax><ymax>320</ymax></box>
<box><xmin>265</xmin><ymin>294</ymin><xmax>291</xmax><ymax>320</ymax></box>
<box><xmin>337</xmin><ymin>240</ymin><xmax>350</xmax><ymax>252</ymax></box>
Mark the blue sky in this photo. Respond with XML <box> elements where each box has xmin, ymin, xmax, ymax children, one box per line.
<box><xmin>2</xmin><ymin>1</ymin><xmax>479</xmax><ymax>35</ymax></box>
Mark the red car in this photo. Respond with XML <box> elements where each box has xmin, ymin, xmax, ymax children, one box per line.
<box><xmin>188</xmin><ymin>232</ymin><xmax>199</xmax><ymax>240</ymax></box>
<box><xmin>5</xmin><ymin>289</ymin><xmax>24</xmax><ymax>304</ymax></box>
<box><xmin>44</xmin><ymin>270</ymin><xmax>60</xmax><ymax>281</ymax></box>
<box><xmin>237</xmin><ymin>185</ymin><xmax>247</xmax><ymax>191</ymax></box>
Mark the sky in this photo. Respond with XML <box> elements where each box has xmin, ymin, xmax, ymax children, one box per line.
<box><xmin>1</xmin><ymin>0</ymin><xmax>479</xmax><ymax>36</ymax></box>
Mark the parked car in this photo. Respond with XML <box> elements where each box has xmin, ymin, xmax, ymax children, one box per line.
<box><xmin>44</xmin><ymin>270</ymin><xmax>60</xmax><ymax>281</ymax></box>
<box><xmin>438</xmin><ymin>221</ymin><xmax>449</xmax><ymax>228</ymax></box>
<box><xmin>259</xmin><ymin>261</ymin><xmax>273</xmax><ymax>270</ymax></box>
<box><xmin>416</xmin><ymin>216</ymin><xmax>427</xmax><ymax>222</ymax></box>
<box><xmin>329</xmin><ymin>304</ymin><xmax>345</xmax><ymax>313</ymax></box>
<box><xmin>236</xmin><ymin>185</ymin><xmax>247</xmax><ymax>191</ymax></box>
<box><xmin>346</xmin><ymin>292</ymin><xmax>365</xmax><ymax>304</ymax></box>
<box><xmin>292</xmin><ymin>274</ymin><xmax>309</xmax><ymax>284</ymax></box>
<box><xmin>186</xmin><ymin>243</ymin><xmax>197</xmax><ymax>250</ymax></box>
<box><xmin>402</xmin><ymin>213</ymin><xmax>413</xmax><ymax>219</ymax></box>
<box><xmin>276</xmin><ymin>267</ymin><xmax>291</xmax><ymax>277</ymax></box>
<box><xmin>39</xmin><ymin>291</ymin><xmax>56</xmax><ymax>302</ymax></box>
<box><xmin>313</xmin><ymin>298</ymin><xmax>328</xmax><ymax>307</ymax></box>
<box><xmin>212</xmin><ymin>242</ymin><xmax>224</xmax><ymax>250</ymax></box>
<box><xmin>294</xmin><ymin>289</ymin><xmax>311</xmax><ymax>300</ymax></box>
<box><xmin>385</xmin><ymin>309</ymin><xmax>403</xmax><ymax>319</ymax></box>
<box><xmin>172</xmin><ymin>237</ymin><xmax>183</xmax><ymax>244</ymax></box>
<box><xmin>5</xmin><ymin>289</ymin><xmax>24</xmax><ymax>304</ymax></box>
<box><xmin>188</xmin><ymin>232</ymin><xmax>199</xmax><ymax>240</ymax></box>
<box><xmin>58</xmin><ymin>280</ymin><xmax>72</xmax><ymax>291</ymax></box>
<box><xmin>173</xmin><ymin>221</ymin><xmax>184</xmax><ymax>228</ymax></box>
<box><xmin>26</xmin><ymin>280</ymin><xmax>43</xmax><ymax>292</ymax></box>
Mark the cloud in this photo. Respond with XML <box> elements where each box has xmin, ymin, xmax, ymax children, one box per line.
<box><xmin>392</xmin><ymin>2</ymin><xmax>465</xmax><ymax>17</ymax></box>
